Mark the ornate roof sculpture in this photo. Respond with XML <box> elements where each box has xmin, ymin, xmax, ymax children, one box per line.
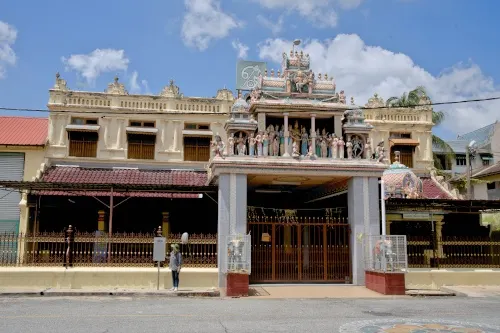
<box><xmin>215</xmin><ymin>88</ymin><xmax>235</xmax><ymax>101</ymax></box>
<box><xmin>53</xmin><ymin>72</ymin><xmax>69</xmax><ymax>91</ymax></box>
<box><xmin>343</xmin><ymin>97</ymin><xmax>373</xmax><ymax>132</ymax></box>
<box><xmin>105</xmin><ymin>76</ymin><xmax>128</xmax><ymax>95</ymax></box>
<box><xmin>382</xmin><ymin>152</ymin><xmax>423</xmax><ymax>199</ymax></box>
<box><xmin>224</xmin><ymin>91</ymin><xmax>257</xmax><ymax>136</ymax></box>
<box><xmin>248</xmin><ymin>45</ymin><xmax>347</xmax><ymax>109</ymax></box>
<box><xmin>159</xmin><ymin>79</ymin><xmax>182</xmax><ymax>98</ymax></box>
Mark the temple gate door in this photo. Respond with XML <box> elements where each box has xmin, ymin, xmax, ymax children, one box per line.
<box><xmin>249</xmin><ymin>217</ymin><xmax>351</xmax><ymax>283</ymax></box>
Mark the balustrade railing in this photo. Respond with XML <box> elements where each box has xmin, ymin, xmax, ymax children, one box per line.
<box><xmin>407</xmin><ymin>236</ymin><xmax>500</xmax><ymax>268</ymax></box>
<box><xmin>0</xmin><ymin>229</ymin><xmax>217</xmax><ymax>268</ymax></box>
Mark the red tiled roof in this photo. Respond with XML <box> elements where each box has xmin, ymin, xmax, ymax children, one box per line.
<box><xmin>40</xmin><ymin>166</ymin><xmax>208</xmax><ymax>186</ymax></box>
<box><xmin>35</xmin><ymin>190</ymin><xmax>202</xmax><ymax>199</ymax></box>
<box><xmin>421</xmin><ymin>177</ymin><xmax>453</xmax><ymax>199</ymax></box>
<box><xmin>0</xmin><ymin>116</ymin><xmax>48</xmax><ymax>146</ymax></box>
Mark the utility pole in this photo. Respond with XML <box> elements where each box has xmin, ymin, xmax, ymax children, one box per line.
<box><xmin>466</xmin><ymin>140</ymin><xmax>476</xmax><ymax>199</ymax></box>
<box><xmin>466</xmin><ymin>144</ymin><xmax>471</xmax><ymax>200</ymax></box>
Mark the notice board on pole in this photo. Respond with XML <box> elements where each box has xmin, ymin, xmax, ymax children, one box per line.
<box><xmin>153</xmin><ymin>237</ymin><xmax>166</xmax><ymax>262</ymax></box>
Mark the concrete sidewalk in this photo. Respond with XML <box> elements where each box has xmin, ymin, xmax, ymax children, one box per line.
<box><xmin>0</xmin><ymin>287</ymin><xmax>220</xmax><ymax>297</ymax></box>
<box><xmin>249</xmin><ymin>286</ymin><xmax>412</xmax><ymax>299</ymax></box>
<box><xmin>441</xmin><ymin>285</ymin><xmax>500</xmax><ymax>297</ymax></box>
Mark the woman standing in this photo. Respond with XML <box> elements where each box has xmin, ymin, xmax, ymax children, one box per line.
<box><xmin>169</xmin><ymin>244</ymin><xmax>182</xmax><ymax>292</ymax></box>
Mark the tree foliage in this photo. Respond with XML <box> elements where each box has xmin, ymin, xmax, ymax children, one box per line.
<box><xmin>386</xmin><ymin>86</ymin><xmax>455</xmax><ymax>170</ymax></box>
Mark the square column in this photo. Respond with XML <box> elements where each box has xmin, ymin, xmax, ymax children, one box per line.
<box><xmin>283</xmin><ymin>113</ymin><xmax>290</xmax><ymax>157</ymax></box>
<box><xmin>217</xmin><ymin>173</ymin><xmax>248</xmax><ymax>289</ymax></box>
<box><xmin>310</xmin><ymin>113</ymin><xmax>317</xmax><ymax>158</ymax></box>
<box><xmin>348</xmin><ymin>177</ymin><xmax>380</xmax><ymax>285</ymax></box>
<box><xmin>334</xmin><ymin>115</ymin><xmax>342</xmax><ymax>137</ymax></box>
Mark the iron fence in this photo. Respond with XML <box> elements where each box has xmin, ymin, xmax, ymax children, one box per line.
<box><xmin>0</xmin><ymin>228</ymin><xmax>217</xmax><ymax>268</ymax></box>
<box><xmin>407</xmin><ymin>236</ymin><xmax>500</xmax><ymax>268</ymax></box>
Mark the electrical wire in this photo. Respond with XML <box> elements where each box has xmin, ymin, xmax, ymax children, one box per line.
<box><xmin>0</xmin><ymin>95</ymin><xmax>499</xmax><ymax>115</ymax></box>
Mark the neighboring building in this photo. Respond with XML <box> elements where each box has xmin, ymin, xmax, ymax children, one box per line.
<box><xmin>463</xmin><ymin>162</ymin><xmax>500</xmax><ymax>200</ymax></box>
<box><xmin>364</xmin><ymin>94</ymin><xmax>434</xmax><ymax>175</ymax></box>
<box><xmin>434</xmin><ymin>122</ymin><xmax>499</xmax><ymax>176</ymax></box>
<box><xmin>0</xmin><ymin>116</ymin><xmax>48</xmax><ymax>233</ymax></box>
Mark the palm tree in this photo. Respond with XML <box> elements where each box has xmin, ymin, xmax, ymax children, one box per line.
<box><xmin>386</xmin><ymin>86</ymin><xmax>455</xmax><ymax>169</ymax></box>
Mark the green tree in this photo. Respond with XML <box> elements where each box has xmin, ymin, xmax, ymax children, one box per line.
<box><xmin>386</xmin><ymin>86</ymin><xmax>454</xmax><ymax>169</ymax></box>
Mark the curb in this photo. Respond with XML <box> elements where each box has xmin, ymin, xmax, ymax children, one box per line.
<box><xmin>440</xmin><ymin>287</ymin><xmax>468</xmax><ymax>297</ymax></box>
<box><xmin>406</xmin><ymin>290</ymin><xmax>456</xmax><ymax>297</ymax></box>
<box><xmin>0</xmin><ymin>290</ymin><xmax>220</xmax><ymax>298</ymax></box>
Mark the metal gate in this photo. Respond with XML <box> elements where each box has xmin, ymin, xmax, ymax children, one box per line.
<box><xmin>249</xmin><ymin>216</ymin><xmax>351</xmax><ymax>283</ymax></box>
<box><xmin>0</xmin><ymin>153</ymin><xmax>24</xmax><ymax>233</ymax></box>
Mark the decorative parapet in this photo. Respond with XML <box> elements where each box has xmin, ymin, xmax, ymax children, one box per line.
<box><xmin>363</xmin><ymin>93</ymin><xmax>433</xmax><ymax>124</ymax></box>
<box><xmin>47</xmin><ymin>74</ymin><xmax>232</xmax><ymax>114</ymax></box>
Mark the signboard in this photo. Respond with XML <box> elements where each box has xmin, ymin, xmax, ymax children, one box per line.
<box><xmin>236</xmin><ymin>60</ymin><xmax>267</xmax><ymax>91</ymax></box>
<box><xmin>153</xmin><ymin>237</ymin><xmax>166</xmax><ymax>262</ymax></box>
<box><xmin>403</xmin><ymin>212</ymin><xmax>430</xmax><ymax>220</ymax></box>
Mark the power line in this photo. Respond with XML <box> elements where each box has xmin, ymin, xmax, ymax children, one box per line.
<box><xmin>0</xmin><ymin>96</ymin><xmax>499</xmax><ymax>115</ymax></box>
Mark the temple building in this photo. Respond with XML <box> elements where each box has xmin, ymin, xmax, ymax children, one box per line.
<box><xmin>2</xmin><ymin>43</ymin><xmax>498</xmax><ymax>291</ymax></box>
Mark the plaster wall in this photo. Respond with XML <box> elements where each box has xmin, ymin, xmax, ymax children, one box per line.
<box><xmin>0</xmin><ymin>267</ymin><xmax>218</xmax><ymax>289</ymax></box>
<box><xmin>47</xmin><ymin>89</ymin><xmax>232</xmax><ymax>165</ymax></box>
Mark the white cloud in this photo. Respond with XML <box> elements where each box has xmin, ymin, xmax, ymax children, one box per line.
<box><xmin>257</xmin><ymin>14</ymin><xmax>284</xmax><ymax>36</ymax></box>
<box><xmin>181</xmin><ymin>0</ymin><xmax>241</xmax><ymax>51</ymax></box>
<box><xmin>258</xmin><ymin>35</ymin><xmax>500</xmax><ymax>135</ymax></box>
<box><xmin>231</xmin><ymin>39</ymin><xmax>249</xmax><ymax>59</ymax></box>
<box><xmin>0</xmin><ymin>21</ymin><xmax>18</xmax><ymax>79</ymax></box>
<box><xmin>129</xmin><ymin>71</ymin><xmax>150</xmax><ymax>94</ymax></box>
<box><xmin>61</xmin><ymin>49</ymin><xmax>130</xmax><ymax>85</ymax></box>
<box><xmin>252</xmin><ymin>0</ymin><xmax>364</xmax><ymax>28</ymax></box>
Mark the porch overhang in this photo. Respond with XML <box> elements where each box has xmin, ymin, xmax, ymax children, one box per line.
<box><xmin>34</xmin><ymin>190</ymin><xmax>203</xmax><ymax>198</ymax></box>
<box><xmin>207</xmin><ymin>156</ymin><xmax>387</xmax><ymax>185</ymax></box>
<box><xmin>65</xmin><ymin>124</ymin><xmax>100</xmax><ymax>132</ymax></box>
<box><xmin>389</xmin><ymin>138</ymin><xmax>420</xmax><ymax>147</ymax></box>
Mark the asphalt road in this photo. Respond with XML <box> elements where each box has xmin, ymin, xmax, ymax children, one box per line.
<box><xmin>1</xmin><ymin>296</ymin><xmax>500</xmax><ymax>333</ymax></box>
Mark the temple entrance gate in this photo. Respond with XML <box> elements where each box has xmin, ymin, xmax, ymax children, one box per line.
<box><xmin>248</xmin><ymin>216</ymin><xmax>351</xmax><ymax>283</ymax></box>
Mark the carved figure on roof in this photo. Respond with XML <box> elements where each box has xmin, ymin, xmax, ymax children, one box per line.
<box><xmin>375</xmin><ymin>140</ymin><xmax>386</xmax><ymax>163</ymax></box>
<box><xmin>268</xmin><ymin>125</ymin><xmax>275</xmax><ymax>156</ymax></box>
<box><xmin>262</xmin><ymin>131</ymin><xmax>269</xmax><ymax>156</ymax></box>
<box><xmin>320</xmin><ymin>138</ymin><xmax>328</xmax><ymax>158</ymax></box>
<box><xmin>250</xmin><ymin>89</ymin><xmax>261</xmax><ymax>103</ymax></box>
<box><xmin>255</xmin><ymin>132</ymin><xmax>263</xmax><ymax>156</ymax></box>
<box><xmin>339</xmin><ymin>91</ymin><xmax>346</xmax><ymax>104</ymax></box>
<box><xmin>346</xmin><ymin>140</ymin><xmax>353</xmax><ymax>159</ymax></box>
<box><xmin>237</xmin><ymin>133</ymin><xmax>246</xmax><ymax>156</ymax></box>
<box><xmin>279</xmin><ymin>126</ymin><xmax>285</xmax><ymax>156</ymax></box>
<box><xmin>332</xmin><ymin>137</ymin><xmax>339</xmax><ymax>159</ymax></box>
<box><xmin>338</xmin><ymin>137</ymin><xmax>345</xmax><ymax>159</ymax></box>
<box><xmin>352</xmin><ymin>135</ymin><xmax>364</xmax><ymax>158</ymax></box>
<box><xmin>366</xmin><ymin>93</ymin><xmax>385</xmax><ymax>108</ymax></box>
<box><xmin>294</xmin><ymin>70</ymin><xmax>307</xmax><ymax>93</ymax></box>
<box><xmin>365</xmin><ymin>139</ymin><xmax>372</xmax><ymax>159</ymax></box>
<box><xmin>272</xmin><ymin>136</ymin><xmax>279</xmax><ymax>156</ymax></box>
<box><xmin>301</xmin><ymin>127</ymin><xmax>309</xmax><ymax>156</ymax></box>
<box><xmin>227</xmin><ymin>134</ymin><xmax>235</xmax><ymax>156</ymax></box>
<box><xmin>211</xmin><ymin>134</ymin><xmax>225</xmax><ymax>158</ymax></box>
<box><xmin>249</xmin><ymin>133</ymin><xmax>256</xmax><ymax>157</ymax></box>
<box><xmin>292</xmin><ymin>141</ymin><xmax>300</xmax><ymax>158</ymax></box>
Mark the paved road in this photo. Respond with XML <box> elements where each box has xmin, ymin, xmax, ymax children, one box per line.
<box><xmin>1</xmin><ymin>296</ymin><xmax>500</xmax><ymax>333</ymax></box>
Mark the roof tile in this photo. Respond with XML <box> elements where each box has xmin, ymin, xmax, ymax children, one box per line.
<box><xmin>40</xmin><ymin>166</ymin><xmax>208</xmax><ymax>186</ymax></box>
<box><xmin>421</xmin><ymin>177</ymin><xmax>453</xmax><ymax>199</ymax></box>
<box><xmin>0</xmin><ymin>116</ymin><xmax>48</xmax><ymax>146</ymax></box>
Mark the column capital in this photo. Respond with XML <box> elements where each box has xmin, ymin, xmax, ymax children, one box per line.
<box><xmin>283</xmin><ymin>112</ymin><xmax>289</xmax><ymax>116</ymax></box>
<box><xmin>310</xmin><ymin>113</ymin><xmax>316</xmax><ymax>117</ymax></box>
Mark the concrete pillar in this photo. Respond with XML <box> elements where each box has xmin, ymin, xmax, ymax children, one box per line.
<box><xmin>257</xmin><ymin>113</ymin><xmax>266</xmax><ymax>132</ymax></box>
<box><xmin>310</xmin><ymin>113</ymin><xmax>317</xmax><ymax>158</ymax></box>
<box><xmin>162</xmin><ymin>212</ymin><xmax>170</xmax><ymax>237</ymax></box>
<box><xmin>98</xmin><ymin>210</ymin><xmax>106</xmax><ymax>231</ymax></box>
<box><xmin>348</xmin><ymin>176</ymin><xmax>380</xmax><ymax>285</ymax></box>
<box><xmin>217</xmin><ymin>173</ymin><xmax>248</xmax><ymax>289</ymax></box>
<box><xmin>334</xmin><ymin>115</ymin><xmax>342</xmax><ymax>137</ymax></box>
<box><xmin>283</xmin><ymin>113</ymin><xmax>290</xmax><ymax>157</ymax></box>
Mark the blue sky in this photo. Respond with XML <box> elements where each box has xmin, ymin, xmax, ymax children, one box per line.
<box><xmin>1</xmin><ymin>0</ymin><xmax>499</xmax><ymax>139</ymax></box>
